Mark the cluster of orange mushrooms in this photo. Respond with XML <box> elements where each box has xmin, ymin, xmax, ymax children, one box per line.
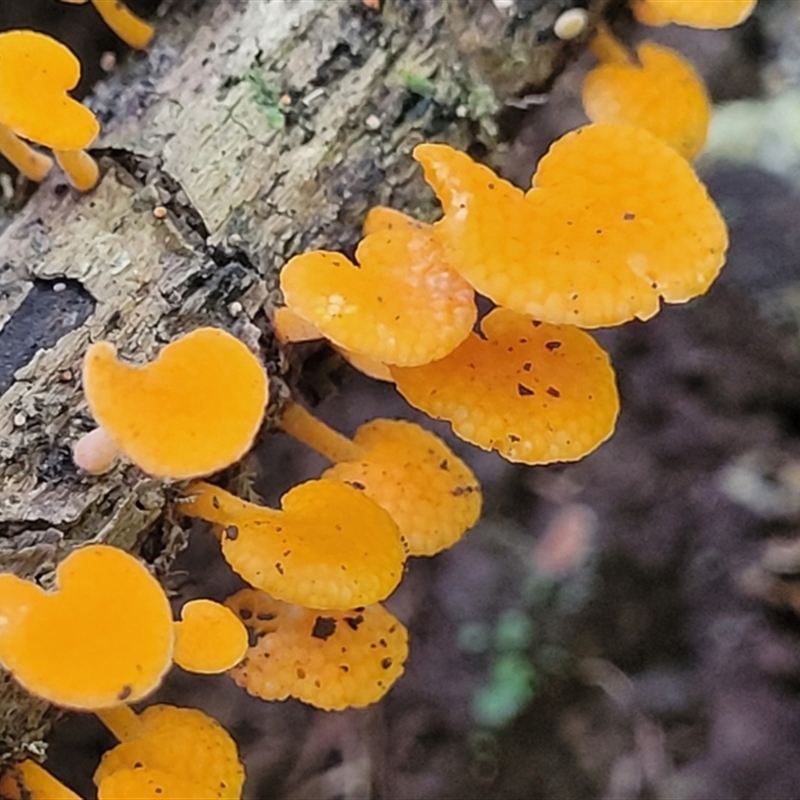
<box><xmin>0</xmin><ymin>0</ymin><xmax>757</xmax><ymax>797</ymax></box>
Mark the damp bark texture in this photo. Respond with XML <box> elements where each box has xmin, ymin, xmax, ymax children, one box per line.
<box><xmin>0</xmin><ymin>0</ymin><xmax>609</xmax><ymax>764</ymax></box>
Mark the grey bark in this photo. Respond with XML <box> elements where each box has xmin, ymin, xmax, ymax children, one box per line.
<box><xmin>0</xmin><ymin>0</ymin><xmax>608</xmax><ymax>766</ymax></box>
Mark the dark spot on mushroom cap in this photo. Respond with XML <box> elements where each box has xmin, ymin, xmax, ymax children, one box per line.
<box><xmin>212</xmin><ymin>496</ymin><xmax>220</xmax><ymax>509</ymax></box>
<box><xmin>545</xmin><ymin>341</ymin><xmax>561</xmax><ymax>351</ymax></box>
<box><xmin>623</xmin><ymin>211</ymin><xmax>635</xmax><ymax>221</ymax></box>
<box><xmin>311</xmin><ymin>616</ymin><xmax>337</xmax><ymax>640</ymax></box>
<box><xmin>224</xmin><ymin>524</ymin><xmax>238</xmax><ymax>540</ymax></box>
<box><xmin>381</xmin><ymin>657</ymin><xmax>393</xmax><ymax>669</ymax></box>
<box><xmin>546</xmin><ymin>386</ymin><xmax>561</xmax><ymax>398</ymax></box>
<box><xmin>518</xmin><ymin>383</ymin><xmax>534</xmax><ymax>397</ymax></box>
<box><xmin>275</xmin><ymin>562</ymin><xmax>284</xmax><ymax>575</ymax></box>
<box><xmin>346</xmin><ymin>480</ymin><xmax>366</xmax><ymax>491</ymax></box>
<box><xmin>118</xmin><ymin>685</ymin><xmax>132</xmax><ymax>701</ymax></box>
<box><xmin>522</xmin><ymin>362</ymin><xmax>532</xmax><ymax>371</ymax></box>
<box><xmin>345</xmin><ymin>614</ymin><xmax>365</xmax><ymax>631</ymax></box>
<box><xmin>509</xmin><ymin>434</ymin><xmax>520</xmax><ymax>443</ymax></box>
<box><xmin>239</xmin><ymin>608</ymin><xmax>253</xmax><ymax>620</ymax></box>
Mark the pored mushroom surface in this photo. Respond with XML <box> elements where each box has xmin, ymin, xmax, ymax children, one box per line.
<box><xmin>323</xmin><ymin>419</ymin><xmax>482</xmax><ymax>556</ymax></box>
<box><xmin>391</xmin><ymin>308</ymin><xmax>619</xmax><ymax>465</ymax></box>
<box><xmin>173</xmin><ymin>599</ymin><xmax>248</xmax><ymax>674</ymax></box>
<box><xmin>226</xmin><ymin>588</ymin><xmax>408</xmax><ymax>711</ymax></box>
<box><xmin>82</xmin><ymin>327</ymin><xmax>268</xmax><ymax>480</ymax></box>
<box><xmin>415</xmin><ymin>125</ymin><xmax>728</xmax><ymax>328</ymax></box>
<box><xmin>0</xmin><ymin>545</ymin><xmax>173</xmax><ymax>709</ymax></box>
<box><xmin>93</xmin><ymin>704</ymin><xmax>244</xmax><ymax>800</ymax></box>
<box><xmin>583</xmin><ymin>39</ymin><xmax>710</xmax><ymax>159</ymax></box>
<box><xmin>181</xmin><ymin>479</ymin><xmax>406</xmax><ymax>609</ymax></box>
<box><xmin>280</xmin><ymin>209</ymin><xmax>476</xmax><ymax>366</ymax></box>
<box><xmin>632</xmin><ymin>0</ymin><xmax>757</xmax><ymax>28</ymax></box>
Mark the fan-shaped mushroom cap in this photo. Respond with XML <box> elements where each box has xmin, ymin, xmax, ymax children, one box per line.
<box><xmin>415</xmin><ymin>125</ymin><xmax>727</xmax><ymax>328</ymax></box>
<box><xmin>173</xmin><ymin>599</ymin><xmax>248</xmax><ymax>674</ymax></box>
<box><xmin>632</xmin><ymin>0</ymin><xmax>756</xmax><ymax>28</ymax></box>
<box><xmin>0</xmin><ymin>761</ymin><xmax>80</xmax><ymax>800</ymax></box>
<box><xmin>181</xmin><ymin>480</ymin><xmax>405</xmax><ymax>609</ymax></box>
<box><xmin>280</xmin><ymin>210</ymin><xmax>476</xmax><ymax>366</ymax></box>
<box><xmin>583</xmin><ymin>40</ymin><xmax>710</xmax><ymax>159</ymax></box>
<box><xmin>323</xmin><ymin>419</ymin><xmax>482</xmax><ymax>556</ymax></box>
<box><xmin>0</xmin><ymin>30</ymin><xmax>99</xmax><ymax>150</ymax></box>
<box><xmin>83</xmin><ymin>328</ymin><xmax>268</xmax><ymax>480</ymax></box>
<box><xmin>225</xmin><ymin>588</ymin><xmax>408</xmax><ymax>710</ymax></box>
<box><xmin>94</xmin><ymin>704</ymin><xmax>244</xmax><ymax>800</ymax></box>
<box><xmin>391</xmin><ymin>308</ymin><xmax>619</xmax><ymax>465</ymax></box>
<box><xmin>0</xmin><ymin>545</ymin><xmax>173</xmax><ymax>709</ymax></box>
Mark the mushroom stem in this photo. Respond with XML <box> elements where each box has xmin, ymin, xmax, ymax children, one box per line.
<box><xmin>95</xmin><ymin>704</ymin><xmax>142</xmax><ymax>741</ymax></box>
<box><xmin>589</xmin><ymin>23</ymin><xmax>632</xmax><ymax>66</ymax></box>
<box><xmin>91</xmin><ymin>0</ymin><xmax>154</xmax><ymax>50</ymax></box>
<box><xmin>0</xmin><ymin>123</ymin><xmax>53</xmax><ymax>182</ymax></box>
<box><xmin>54</xmin><ymin>149</ymin><xmax>99</xmax><ymax>191</ymax></box>
<box><xmin>0</xmin><ymin>759</ymin><xmax>81</xmax><ymax>800</ymax></box>
<box><xmin>279</xmin><ymin>402</ymin><xmax>363</xmax><ymax>463</ymax></box>
<box><xmin>72</xmin><ymin>426</ymin><xmax>120</xmax><ymax>474</ymax></box>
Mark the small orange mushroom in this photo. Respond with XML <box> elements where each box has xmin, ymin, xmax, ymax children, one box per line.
<box><xmin>0</xmin><ymin>761</ymin><xmax>80</xmax><ymax>800</ymax></box>
<box><xmin>173</xmin><ymin>598</ymin><xmax>249</xmax><ymax>674</ymax></box>
<box><xmin>583</xmin><ymin>27</ymin><xmax>710</xmax><ymax>159</ymax></box>
<box><xmin>226</xmin><ymin>588</ymin><xmax>408</xmax><ymax>710</ymax></box>
<box><xmin>180</xmin><ymin>479</ymin><xmax>405</xmax><ymax>609</ymax></box>
<box><xmin>60</xmin><ymin>0</ymin><xmax>154</xmax><ymax>50</ymax></box>
<box><xmin>0</xmin><ymin>30</ymin><xmax>100</xmax><ymax>189</ymax></box>
<box><xmin>415</xmin><ymin>125</ymin><xmax>728</xmax><ymax>328</ymax></box>
<box><xmin>79</xmin><ymin>327</ymin><xmax>268</xmax><ymax>480</ymax></box>
<box><xmin>280</xmin><ymin>403</ymin><xmax>482</xmax><ymax>556</ymax></box>
<box><xmin>93</xmin><ymin>704</ymin><xmax>244</xmax><ymax>800</ymax></box>
<box><xmin>0</xmin><ymin>544</ymin><xmax>173</xmax><ymax>709</ymax></box>
<box><xmin>280</xmin><ymin>208</ymin><xmax>476</xmax><ymax>367</ymax></box>
<box><xmin>391</xmin><ymin>307</ymin><xmax>619</xmax><ymax>465</ymax></box>
<box><xmin>632</xmin><ymin>0</ymin><xmax>757</xmax><ymax>28</ymax></box>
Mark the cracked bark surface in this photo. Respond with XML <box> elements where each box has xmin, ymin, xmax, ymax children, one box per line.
<box><xmin>0</xmin><ymin>0</ymin><xmax>609</xmax><ymax>765</ymax></box>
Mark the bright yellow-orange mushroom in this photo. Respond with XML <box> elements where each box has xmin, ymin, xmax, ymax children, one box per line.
<box><xmin>280</xmin><ymin>208</ymin><xmax>476</xmax><ymax>367</ymax></box>
<box><xmin>226</xmin><ymin>588</ymin><xmax>408</xmax><ymax>710</ymax></box>
<box><xmin>632</xmin><ymin>0</ymin><xmax>757</xmax><ymax>28</ymax></box>
<box><xmin>583</xmin><ymin>27</ymin><xmax>710</xmax><ymax>159</ymax></box>
<box><xmin>0</xmin><ymin>30</ymin><xmax>100</xmax><ymax>189</ymax></box>
<box><xmin>173</xmin><ymin>599</ymin><xmax>248</xmax><ymax>674</ymax></box>
<box><xmin>0</xmin><ymin>761</ymin><xmax>80</xmax><ymax>800</ymax></box>
<box><xmin>180</xmin><ymin>479</ymin><xmax>406</xmax><ymax>609</ymax></box>
<box><xmin>391</xmin><ymin>308</ymin><xmax>619</xmax><ymax>465</ymax></box>
<box><xmin>0</xmin><ymin>545</ymin><xmax>173</xmax><ymax>709</ymax></box>
<box><xmin>93</xmin><ymin>704</ymin><xmax>244</xmax><ymax>800</ymax></box>
<box><xmin>280</xmin><ymin>403</ymin><xmax>482</xmax><ymax>556</ymax></box>
<box><xmin>80</xmin><ymin>327</ymin><xmax>268</xmax><ymax>480</ymax></box>
<box><xmin>415</xmin><ymin>125</ymin><xmax>727</xmax><ymax>328</ymax></box>
<box><xmin>60</xmin><ymin>0</ymin><xmax>154</xmax><ymax>49</ymax></box>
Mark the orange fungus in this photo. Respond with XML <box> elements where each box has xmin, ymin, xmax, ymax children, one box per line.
<box><xmin>632</xmin><ymin>0</ymin><xmax>757</xmax><ymax>28</ymax></box>
<box><xmin>280</xmin><ymin>210</ymin><xmax>476</xmax><ymax>366</ymax></box>
<box><xmin>82</xmin><ymin>327</ymin><xmax>268</xmax><ymax>480</ymax></box>
<box><xmin>415</xmin><ymin>126</ymin><xmax>728</xmax><ymax>328</ymax></box>
<box><xmin>226</xmin><ymin>588</ymin><xmax>408</xmax><ymax>711</ymax></box>
<box><xmin>0</xmin><ymin>545</ymin><xmax>173</xmax><ymax>709</ymax></box>
<box><xmin>173</xmin><ymin>599</ymin><xmax>248</xmax><ymax>674</ymax></box>
<box><xmin>180</xmin><ymin>479</ymin><xmax>406</xmax><ymax>609</ymax></box>
<box><xmin>391</xmin><ymin>308</ymin><xmax>619</xmax><ymax>465</ymax></box>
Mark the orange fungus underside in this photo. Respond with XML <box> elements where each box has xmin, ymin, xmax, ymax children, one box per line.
<box><xmin>226</xmin><ymin>588</ymin><xmax>408</xmax><ymax>711</ymax></box>
<box><xmin>0</xmin><ymin>30</ymin><xmax>99</xmax><ymax>150</ymax></box>
<box><xmin>94</xmin><ymin>704</ymin><xmax>244</xmax><ymax>800</ymax></box>
<box><xmin>82</xmin><ymin>327</ymin><xmax>268</xmax><ymax>480</ymax></box>
<box><xmin>583</xmin><ymin>41</ymin><xmax>710</xmax><ymax>160</ymax></box>
<box><xmin>414</xmin><ymin>126</ymin><xmax>728</xmax><ymax>328</ymax></box>
<box><xmin>0</xmin><ymin>545</ymin><xmax>173</xmax><ymax>709</ymax></box>
<box><xmin>323</xmin><ymin>419</ymin><xmax>482</xmax><ymax>556</ymax></box>
<box><xmin>280</xmin><ymin>210</ymin><xmax>476</xmax><ymax>366</ymax></box>
<box><xmin>391</xmin><ymin>307</ymin><xmax>619</xmax><ymax>465</ymax></box>
<box><xmin>181</xmin><ymin>480</ymin><xmax>406</xmax><ymax>609</ymax></box>
<box><xmin>632</xmin><ymin>0</ymin><xmax>757</xmax><ymax>28</ymax></box>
